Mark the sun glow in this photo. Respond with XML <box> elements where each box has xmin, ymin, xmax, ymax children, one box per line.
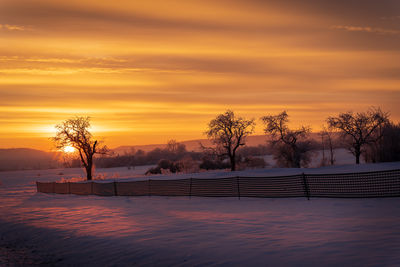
<box><xmin>63</xmin><ymin>146</ymin><xmax>76</xmax><ymax>153</ymax></box>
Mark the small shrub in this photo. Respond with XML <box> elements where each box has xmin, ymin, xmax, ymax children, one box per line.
<box><xmin>177</xmin><ymin>155</ymin><xmax>199</xmax><ymax>173</ymax></box>
<box><xmin>158</xmin><ymin>159</ymin><xmax>173</xmax><ymax>170</ymax></box>
<box><xmin>241</xmin><ymin>156</ymin><xmax>267</xmax><ymax>169</ymax></box>
<box><xmin>145</xmin><ymin>167</ymin><xmax>162</xmax><ymax>175</ymax></box>
<box><xmin>199</xmin><ymin>157</ymin><xmax>230</xmax><ymax>170</ymax></box>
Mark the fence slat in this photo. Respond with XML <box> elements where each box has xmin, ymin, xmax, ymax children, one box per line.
<box><xmin>191</xmin><ymin>177</ymin><xmax>237</xmax><ymax>197</ymax></box>
<box><xmin>239</xmin><ymin>175</ymin><xmax>304</xmax><ymax>198</ymax></box>
<box><xmin>69</xmin><ymin>183</ymin><xmax>92</xmax><ymax>195</ymax></box>
<box><xmin>93</xmin><ymin>182</ymin><xmax>115</xmax><ymax>196</ymax></box>
<box><xmin>37</xmin><ymin>182</ymin><xmax>55</xmax><ymax>193</ymax></box>
<box><xmin>302</xmin><ymin>173</ymin><xmax>310</xmax><ymax>200</ymax></box>
<box><xmin>115</xmin><ymin>181</ymin><xmax>148</xmax><ymax>196</ymax></box>
<box><xmin>54</xmin><ymin>182</ymin><xmax>69</xmax><ymax>194</ymax></box>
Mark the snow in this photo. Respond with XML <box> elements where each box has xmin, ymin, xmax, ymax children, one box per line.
<box><xmin>1</xmin><ymin>161</ymin><xmax>400</xmax><ymax>265</ymax></box>
<box><xmin>59</xmin><ymin>159</ymin><xmax>399</xmax><ymax>183</ymax></box>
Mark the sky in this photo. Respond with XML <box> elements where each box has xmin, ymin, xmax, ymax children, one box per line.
<box><xmin>0</xmin><ymin>0</ymin><xmax>399</xmax><ymax>150</ymax></box>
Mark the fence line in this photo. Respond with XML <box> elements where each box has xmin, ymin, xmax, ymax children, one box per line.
<box><xmin>36</xmin><ymin>169</ymin><xmax>400</xmax><ymax>199</ymax></box>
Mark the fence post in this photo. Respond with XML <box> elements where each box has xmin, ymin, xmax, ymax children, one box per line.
<box><xmin>189</xmin><ymin>178</ymin><xmax>192</xmax><ymax>198</ymax></box>
<box><xmin>113</xmin><ymin>181</ymin><xmax>118</xmax><ymax>196</ymax></box>
<box><xmin>236</xmin><ymin>177</ymin><xmax>241</xmax><ymax>200</ymax></box>
<box><xmin>91</xmin><ymin>182</ymin><xmax>94</xmax><ymax>195</ymax></box>
<box><xmin>302</xmin><ymin>173</ymin><xmax>310</xmax><ymax>200</ymax></box>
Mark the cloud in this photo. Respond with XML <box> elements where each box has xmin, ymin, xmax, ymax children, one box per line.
<box><xmin>331</xmin><ymin>25</ymin><xmax>400</xmax><ymax>35</ymax></box>
<box><xmin>0</xmin><ymin>24</ymin><xmax>25</xmax><ymax>31</ymax></box>
<box><xmin>381</xmin><ymin>15</ymin><xmax>400</xmax><ymax>20</ymax></box>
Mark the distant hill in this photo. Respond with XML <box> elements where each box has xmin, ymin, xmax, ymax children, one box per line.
<box><xmin>0</xmin><ymin>148</ymin><xmax>62</xmax><ymax>171</ymax></box>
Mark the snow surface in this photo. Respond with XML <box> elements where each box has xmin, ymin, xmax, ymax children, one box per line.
<box><xmin>1</xmin><ymin>162</ymin><xmax>400</xmax><ymax>266</ymax></box>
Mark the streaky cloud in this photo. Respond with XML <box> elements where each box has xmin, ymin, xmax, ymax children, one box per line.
<box><xmin>0</xmin><ymin>24</ymin><xmax>26</xmax><ymax>31</ymax></box>
<box><xmin>331</xmin><ymin>25</ymin><xmax>400</xmax><ymax>35</ymax></box>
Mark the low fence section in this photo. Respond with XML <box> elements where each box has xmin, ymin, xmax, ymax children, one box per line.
<box><xmin>36</xmin><ymin>169</ymin><xmax>400</xmax><ymax>199</ymax></box>
<box><xmin>307</xmin><ymin>169</ymin><xmax>400</xmax><ymax>198</ymax></box>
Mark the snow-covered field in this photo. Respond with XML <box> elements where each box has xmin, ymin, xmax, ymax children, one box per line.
<box><xmin>262</xmin><ymin>148</ymin><xmax>365</xmax><ymax>168</ymax></box>
<box><xmin>1</xmin><ymin>161</ymin><xmax>400</xmax><ymax>266</ymax></box>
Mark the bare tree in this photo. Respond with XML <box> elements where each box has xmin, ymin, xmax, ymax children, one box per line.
<box><xmin>364</xmin><ymin>121</ymin><xmax>400</xmax><ymax>163</ymax></box>
<box><xmin>53</xmin><ymin>116</ymin><xmax>108</xmax><ymax>180</ymax></box>
<box><xmin>327</xmin><ymin>107</ymin><xmax>389</xmax><ymax>164</ymax></box>
<box><xmin>167</xmin><ymin>139</ymin><xmax>186</xmax><ymax>154</ymax></box>
<box><xmin>261</xmin><ymin>111</ymin><xmax>312</xmax><ymax>168</ymax></box>
<box><xmin>206</xmin><ymin>110</ymin><xmax>255</xmax><ymax>171</ymax></box>
<box><xmin>319</xmin><ymin>125</ymin><xmax>335</xmax><ymax>166</ymax></box>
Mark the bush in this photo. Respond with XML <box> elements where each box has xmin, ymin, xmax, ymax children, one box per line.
<box><xmin>272</xmin><ymin>140</ymin><xmax>314</xmax><ymax>168</ymax></box>
<box><xmin>145</xmin><ymin>166</ymin><xmax>162</xmax><ymax>175</ymax></box>
<box><xmin>177</xmin><ymin>155</ymin><xmax>199</xmax><ymax>173</ymax></box>
<box><xmin>158</xmin><ymin>159</ymin><xmax>173</xmax><ymax>170</ymax></box>
<box><xmin>199</xmin><ymin>157</ymin><xmax>230</xmax><ymax>170</ymax></box>
<box><xmin>145</xmin><ymin>158</ymin><xmax>184</xmax><ymax>175</ymax></box>
<box><xmin>241</xmin><ymin>156</ymin><xmax>267</xmax><ymax>169</ymax></box>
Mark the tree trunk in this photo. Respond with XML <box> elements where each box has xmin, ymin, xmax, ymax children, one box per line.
<box><xmin>230</xmin><ymin>155</ymin><xmax>236</xmax><ymax>171</ymax></box>
<box><xmin>86</xmin><ymin>165</ymin><xmax>92</xmax><ymax>180</ymax></box>
<box><xmin>355</xmin><ymin>149</ymin><xmax>361</xmax><ymax>164</ymax></box>
<box><xmin>86</xmin><ymin>156</ymin><xmax>93</xmax><ymax>180</ymax></box>
<box><xmin>330</xmin><ymin>146</ymin><xmax>334</xmax><ymax>165</ymax></box>
<box><xmin>292</xmin><ymin>145</ymin><xmax>301</xmax><ymax>168</ymax></box>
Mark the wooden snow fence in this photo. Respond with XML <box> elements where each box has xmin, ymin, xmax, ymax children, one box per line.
<box><xmin>69</xmin><ymin>182</ymin><xmax>92</xmax><ymax>195</ymax></box>
<box><xmin>190</xmin><ymin>177</ymin><xmax>238</xmax><ymax>197</ymax></box>
<box><xmin>54</xmin><ymin>182</ymin><xmax>69</xmax><ymax>194</ymax></box>
<box><xmin>36</xmin><ymin>182</ymin><xmax>55</xmax><ymax>193</ymax></box>
<box><xmin>36</xmin><ymin>169</ymin><xmax>400</xmax><ymax>199</ymax></box>
<box><xmin>92</xmin><ymin>182</ymin><xmax>115</xmax><ymax>196</ymax></box>
<box><xmin>116</xmin><ymin>180</ymin><xmax>148</xmax><ymax>196</ymax></box>
<box><xmin>238</xmin><ymin>175</ymin><xmax>306</xmax><ymax>198</ymax></box>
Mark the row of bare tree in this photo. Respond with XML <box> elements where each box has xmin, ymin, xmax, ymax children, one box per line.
<box><xmin>205</xmin><ymin>107</ymin><xmax>396</xmax><ymax>171</ymax></box>
<box><xmin>53</xmin><ymin>107</ymin><xmax>398</xmax><ymax>180</ymax></box>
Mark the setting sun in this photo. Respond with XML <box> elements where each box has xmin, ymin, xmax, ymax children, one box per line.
<box><xmin>63</xmin><ymin>146</ymin><xmax>76</xmax><ymax>153</ymax></box>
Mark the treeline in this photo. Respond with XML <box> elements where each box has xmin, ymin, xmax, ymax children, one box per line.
<box><xmin>0</xmin><ymin>148</ymin><xmax>63</xmax><ymax>171</ymax></box>
<box><xmin>95</xmin><ymin>141</ymin><xmax>203</xmax><ymax>169</ymax></box>
<box><xmin>66</xmin><ymin>141</ymin><xmax>272</xmax><ymax>172</ymax></box>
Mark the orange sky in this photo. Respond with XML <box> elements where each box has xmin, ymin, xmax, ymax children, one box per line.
<box><xmin>1</xmin><ymin>0</ymin><xmax>399</xmax><ymax>150</ymax></box>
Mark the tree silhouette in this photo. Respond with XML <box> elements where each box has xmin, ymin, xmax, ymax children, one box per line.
<box><xmin>327</xmin><ymin>107</ymin><xmax>389</xmax><ymax>164</ymax></box>
<box><xmin>261</xmin><ymin>111</ymin><xmax>311</xmax><ymax>168</ymax></box>
<box><xmin>53</xmin><ymin>116</ymin><xmax>108</xmax><ymax>180</ymax></box>
<box><xmin>319</xmin><ymin>125</ymin><xmax>335</xmax><ymax>166</ymax></box>
<box><xmin>206</xmin><ymin>110</ymin><xmax>255</xmax><ymax>171</ymax></box>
